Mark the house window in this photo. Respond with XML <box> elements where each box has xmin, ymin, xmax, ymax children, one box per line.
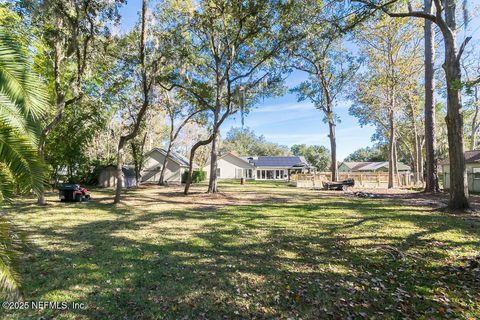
<box><xmin>262</xmin><ymin>170</ymin><xmax>266</xmax><ymax>179</ymax></box>
<box><xmin>236</xmin><ymin>168</ymin><xmax>242</xmax><ymax>179</ymax></box>
<box><xmin>246</xmin><ymin>169</ymin><xmax>253</xmax><ymax>179</ymax></box>
<box><xmin>216</xmin><ymin>168</ymin><xmax>221</xmax><ymax>178</ymax></box>
<box><xmin>266</xmin><ymin>170</ymin><xmax>274</xmax><ymax>179</ymax></box>
<box><xmin>473</xmin><ymin>168</ymin><xmax>480</xmax><ymax>179</ymax></box>
<box><xmin>257</xmin><ymin>170</ymin><xmax>261</xmax><ymax>179</ymax></box>
<box><xmin>275</xmin><ymin>170</ymin><xmax>281</xmax><ymax>179</ymax></box>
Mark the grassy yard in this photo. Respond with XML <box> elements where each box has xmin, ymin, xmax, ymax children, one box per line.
<box><xmin>2</xmin><ymin>181</ymin><xmax>480</xmax><ymax>319</ymax></box>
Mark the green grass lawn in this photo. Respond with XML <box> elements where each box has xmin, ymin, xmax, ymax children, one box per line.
<box><xmin>2</xmin><ymin>181</ymin><xmax>479</xmax><ymax>319</ymax></box>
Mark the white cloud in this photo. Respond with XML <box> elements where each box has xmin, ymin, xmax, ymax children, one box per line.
<box><xmin>253</xmin><ymin>101</ymin><xmax>315</xmax><ymax>113</ymax></box>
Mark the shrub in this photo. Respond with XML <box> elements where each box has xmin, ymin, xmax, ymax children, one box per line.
<box><xmin>182</xmin><ymin>170</ymin><xmax>207</xmax><ymax>183</ymax></box>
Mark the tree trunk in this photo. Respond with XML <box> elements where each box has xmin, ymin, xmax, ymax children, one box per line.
<box><xmin>418</xmin><ymin>137</ymin><xmax>424</xmax><ymax>183</ymax></box>
<box><xmin>131</xmin><ymin>133</ymin><xmax>147</xmax><ymax>187</ymax></box>
<box><xmin>159</xmin><ymin>142</ymin><xmax>172</xmax><ymax>186</ymax></box>
<box><xmin>207</xmin><ymin>131</ymin><xmax>219</xmax><ymax>193</ymax></box>
<box><xmin>469</xmin><ymin>87</ymin><xmax>479</xmax><ymax>150</ymax></box>
<box><xmin>114</xmin><ymin>138</ymin><xmax>126</xmax><ymax>204</ymax></box>
<box><xmin>443</xmin><ymin>0</ymin><xmax>469</xmax><ymax>209</ymax></box>
<box><xmin>207</xmin><ymin>102</ymin><xmax>221</xmax><ymax>193</ymax></box>
<box><xmin>37</xmin><ymin>138</ymin><xmax>47</xmax><ymax>205</ymax></box>
<box><xmin>184</xmin><ymin>136</ymin><xmax>215</xmax><ymax>195</ymax></box>
<box><xmin>328</xmin><ymin>115</ymin><xmax>338</xmax><ymax>182</ymax></box>
<box><xmin>393</xmin><ymin>139</ymin><xmax>399</xmax><ymax>187</ymax></box>
<box><xmin>388</xmin><ymin>110</ymin><xmax>395</xmax><ymax>188</ymax></box>
<box><xmin>423</xmin><ymin>0</ymin><xmax>440</xmax><ymax>193</ymax></box>
<box><xmin>411</xmin><ymin>109</ymin><xmax>421</xmax><ymax>184</ymax></box>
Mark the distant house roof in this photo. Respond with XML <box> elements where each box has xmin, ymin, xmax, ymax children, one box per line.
<box><xmin>205</xmin><ymin>152</ymin><xmax>255</xmax><ymax>167</ymax></box>
<box><xmin>144</xmin><ymin>148</ymin><xmax>191</xmax><ymax>167</ymax></box>
<box><xmin>341</xmin><ymin>161</ymin><xmax>369</xmax><ymax>170</ymax></box>
<box><xmin>206</xmin><ymin>153</ymin><xmax>313</xmax><ymax>169</ymax></box>
<box><xmin>340</xmin><ymin>161</ymin><xmax>410</xmax><ymax>172</ymax></box>
<box><xmin>439</xmin><ymin>150</ymin><xmax>480</xmax><ymax>165</ymax></box>
<box><xmin>247</xmin><ymin>156</ymin><xmax>312</xmax><ymax>168</ymax></box>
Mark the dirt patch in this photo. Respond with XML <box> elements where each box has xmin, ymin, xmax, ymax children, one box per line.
<box><xmin>116</xmin><ymin>184</ymin><xmax>294</xmax><ymax>209</ymax></box>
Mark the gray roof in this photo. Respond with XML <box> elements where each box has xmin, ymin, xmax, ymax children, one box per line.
<box><xmin>340</xmin><ymin>161</ymin><xmax>410</xmax><ymax>171</ymax></box>
<box><xmin>145</xmin><ymin>148</ymin><xmax>191</xmax><ymax>167</ymax></box>
<box><xmin>247</xmin><ymin>156</ymin><xmax>311</xmax><ymax>168</ymax></box>
<box><xmin>439</xmin><ymin>150</ymin><xmax>480</xmax><ymax>165</ymax></box>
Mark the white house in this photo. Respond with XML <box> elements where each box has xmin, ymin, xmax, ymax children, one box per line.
<box><xmin>440</xmin><ymin>150</ymin><xmax>480</xmax><ymax>192</ymax></box>
<box><xmin>203</xmin><ymin>152</ymin><xmax>314</xmax><ymax>181</ymax></box>
<box><xmin>141</xmin><ymin>148</ymin><xmax>192</xmax><ymax>184</ymax></box>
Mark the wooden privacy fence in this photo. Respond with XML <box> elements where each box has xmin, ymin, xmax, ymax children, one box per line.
<box><xmin>291</xmin><ymin>172</ymin><xmax>411</xmax><ymax>188</ymax></box>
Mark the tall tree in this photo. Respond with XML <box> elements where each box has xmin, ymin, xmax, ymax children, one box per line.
<box><xmin>351</xmin><ymin>16</ymin><xmax>423</xmax><ymax>188</ymax></box>
<box><xmin>291</xmin><ymin>144</ymin><xmax>330</xmax><ymax>171</ymax></box>
<box><xmin>344</xmin><ymin>145</ymin><xmax>387</xmax><ymax>162</ymax></box>
<box><xmin>354</xmin><ymin>0</ymin><xmax>472</xmax><ymax>209</ymax></box>
<box><xmin>290</xmin><ymin>23</ymin><xmax>359</xmax><ymax>181</ymax></box>
<box><xmin>423</xmin><ymin>0</ymin><xmax>439</xmax><ymax>192</ymax></box>
<box><xmin>221</xmin><ymin>127</ymin><xmax>290</xmax><ymax>157</ymax></box>
<box><xmin>179</xmin><ymin>0</ymin><xmax>292</xmax><ymax>194</ymax></box>
<box><xmin>20</xmin><ymin>0</ymin><xmax>123</xmax><ymax>204</ymax></box>
<box><xmin>113</xmin><ymin>0</ymin><xmax>151</xmax><ymax>204</ymax></box>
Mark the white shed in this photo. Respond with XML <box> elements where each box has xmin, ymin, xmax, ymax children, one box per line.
<box><xmin>141</xmin><ymin>148</ymin><xmax>192</xmax><ymax>184</ymax></box>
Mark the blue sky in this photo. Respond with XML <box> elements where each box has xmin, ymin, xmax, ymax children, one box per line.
<box><xmin>119</xmin><ymin>0</ymin><xmax>480</xmax><ymax>160</ymax></box>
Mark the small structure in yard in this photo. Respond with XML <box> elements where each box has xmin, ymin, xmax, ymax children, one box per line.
<box><xmin>203</xmin><ymin>152</ymin><xmax>315</xmax><ymax>181</ymax></box>
<box><xmin>141</xmin><ymin>148</ymin><xmax>192</xmax><ymax>184</ymax></box>
<box><xmin>292</xmin><ymin>171</ymin><xmax>410</xmax><ymax>188</ymax></box>
<box><xmin>98</xmin><ymin>165</ymin><xmax>136</xmax><ymax>188</ymax></box>
<box><xmin>440</xmin><ymin>150</ymin><xmax>480</xmax><ymax>192</ymax></box>
<box><xmin>338</xmin><ymin>161</ymin><xmax>411</xmax><ymax>173</ymax></box>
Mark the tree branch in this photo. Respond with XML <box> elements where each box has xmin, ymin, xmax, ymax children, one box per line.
<box><xmin>457</xmin><ymin>36</ymin><xmax>472</xmax><ymax>63</ymax></box>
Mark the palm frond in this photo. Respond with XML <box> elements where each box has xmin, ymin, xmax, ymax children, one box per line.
<box><xmin>0</xmin><ymin>216</ymin><xmax>25</xmax><ymax>299</ymax></box>
<box><xmin>0</xmin><ymin>125</ymin><xmax>45</xmax><ymax>197</ymax></box>
<box><xmin>0</xmin><ymin>26</ymin><xmax>48</xmax><ymax>301</ymax></box>
<box><xmin>0</xmin><ymin>92</ymin><xmax>33</xmax><ymax>140</ymax></box>
<box><xmin>0</xmin><ymin>28</ymin><xmax>49</xmax><ymax>121</ymax></box>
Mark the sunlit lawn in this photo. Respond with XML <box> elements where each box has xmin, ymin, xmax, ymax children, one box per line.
<box><xmin>2</xmin><ymin>181</ymin><xmax>480</xmax><ymax>319</ymax></box>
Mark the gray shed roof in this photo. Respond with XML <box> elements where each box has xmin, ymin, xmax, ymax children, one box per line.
<box><xmin>145</xmin><ymin>148</ymin><xmax>191</xmax><ymax>167</ymax></box>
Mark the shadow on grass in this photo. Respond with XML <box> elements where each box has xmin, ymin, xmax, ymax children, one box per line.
<box><xmin>2</xmin><ymin>194</ymin><xmax>480</xmax><ymax>319</ymax></box>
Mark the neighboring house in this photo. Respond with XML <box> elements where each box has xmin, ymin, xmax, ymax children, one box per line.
<box><xmin>440</xmin><ymin>150</ymin><xmax>480</xmax><ymax>192</ymax></box>
<box><xmin>98</xmin><ymin>165</ymin><xmax>136</xmax><ymax>188</ymax></box>
<box><xmin>338</xmin><ymin>161</ymin><xmax>411</xmax><ymax>173</ymax></box>
<box><xmin>203</xmin><ymin>152</ymin><xmax>315</xmax><ymax>180</ymax></box>
<box><xmin>141</xmin><ymin>147</ymin><xmax>192</xmax><ymax>184</ymax></box>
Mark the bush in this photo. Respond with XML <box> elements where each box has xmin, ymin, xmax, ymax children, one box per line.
<box><xmin>182</xmin><ymin>170</ymin><xmax>207</xmax><ymax>183</ymax></box>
